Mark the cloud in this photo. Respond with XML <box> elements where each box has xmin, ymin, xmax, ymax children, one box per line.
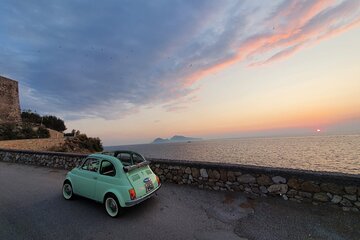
<box><xmin>0</xmin><ymin>0</ymin><xmax>359</xmax><ymax>119</ymax></box>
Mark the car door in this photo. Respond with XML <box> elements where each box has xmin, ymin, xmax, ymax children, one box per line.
<box><xmin>76</xmin><ymin>158</ymin><xmax>99</xmax><ymax>200</ymax></box>
<box><xmin>95</xmin><ymin>160</ymin><xmax>120</xmax><ymax>202</ymax></box>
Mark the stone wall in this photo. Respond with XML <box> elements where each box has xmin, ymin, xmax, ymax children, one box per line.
<box><xmin>0</xmin><ymin>149</ymin><xmax>359</xmax><ymax>212</ymax></box>
<box><xmin>0</xmin><ymin>76</ymin><xmax>21</xmax><ymax>124</ymax></box>
<box><xmin>0</xmin><ymin>138</ymin><xmax>64</xmax><ymax>151</ymax></box>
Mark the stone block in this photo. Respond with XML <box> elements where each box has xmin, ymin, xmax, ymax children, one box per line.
<box><xmin>340</xmin><ymin>199</ymin><xmax>352</xmax><ymax>207</ymax></box>
<box><xmin>191</xmin><ymin>168</ymin><xmax>200</xmax><ymax>178</ymax></box>
<box><xmin>313</xmin><ymin>192</ymin><xmax>329</xmax><ymax>202</ymax></box>
<box><xmin>301</xmin><ymin>181</ymin><xmax>320</xmax><ymax>193</ymax></box>
<box><xmin>267</xmin><ymin>184</ymin><xmax>288</xmax><ymax>194</ymax></box>
<box><xmin>320</xmin><ymin>183</ymin><xmax>344</xmax><ymax>195</ymax></box>
<box><xmin>219</xmin><ymin>170</ymin><xmax>227</xmax><ymax>181</ymax></box>
<box><xmin>227</xmin><ymin>171</ymin><xmax>236</xmax><ymax>182</ymax></box>
<box><xmin>298</xmin><ymin>191</ymin><xmax>312</xmax><ymax>198</ymax></box>
<box><xmin>272</xmin><ymin>176</ymin><xmax>286</xmax><ymax>184</ymax></box>
<box><xmin>259</xmin><ymin>186</ymin><xmax>268</xmax><ymax>194</ymax></box>
<box><xmin>200</xmin><ymin>168</ymin><xmax>208</xmax><ymax>178</ymax></box>
<box><xmin>257</xmin><ymin>175</ymin><xmax>272</xmax><ymax>186</ymax></box>
<box><xmin>343</xmin><ymin>195</ymin><xmax>357</xmax><ymax>201</ymax></box>
<box><xmin>344</xmin><ymin>186</ymin><xmax>357</xmax><ymax>195</ymax></box>
<box><xmin>237</xmin><ymin>174</ymin><xmax>256</xmax><ymax>183</ymax></box>
<box><xmin>287</xmin><ymin>178</ymin><xmax>301</xmax><ymax>190</ymax></box>
<box><xmin>287</xmin><ymin>189</ymin><xmax>297</xmax><ymax>198</ymax></box>
<box><xmin>331</xmin><ymin>195</ymin><xmax>342</xmax><ymax>204</ymax></box>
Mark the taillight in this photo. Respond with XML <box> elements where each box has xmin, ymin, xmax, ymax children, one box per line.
<box><xmin>129</xmin><ymin>188</ymin><xmax>136</xmax><ymax>200</ymax></box>
<box><xmin>156</xmin><ymin>175</ymin><xmax>160</xmax><ymax>185</ymax></box>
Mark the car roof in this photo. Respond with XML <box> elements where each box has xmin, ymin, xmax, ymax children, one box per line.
<box><xmin>88</xmin><ymin>150</ymin><xmax>142</xmax><ymax>160</ymax></box>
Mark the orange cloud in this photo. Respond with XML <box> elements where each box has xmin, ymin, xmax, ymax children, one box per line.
<box><xmin>184</xmin><ymin>0</ymin><xmax>360</xmax><ymax>86</ymax></box>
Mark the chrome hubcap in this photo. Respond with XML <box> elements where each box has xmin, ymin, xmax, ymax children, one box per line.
<box><xmin>63</xmin><ymin>184</ymin><xmax>72</xmax><ymax>198</ymax></box>
<box><xmin>106</xmin><ymin>198</ymin><xmax>118</xmax><ymax>216</ymax></box>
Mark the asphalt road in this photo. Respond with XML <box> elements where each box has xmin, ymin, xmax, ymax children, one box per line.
<box><xmin>0</xmin><ymin>162</ymin><xmax>359</xmax><ymax>240</ymax></box>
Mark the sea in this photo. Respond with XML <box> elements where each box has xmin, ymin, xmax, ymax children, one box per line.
<box><xmin>105</xmin><ymin>134</ymin><xmax>360</xmax><ymax>174</ymax></box>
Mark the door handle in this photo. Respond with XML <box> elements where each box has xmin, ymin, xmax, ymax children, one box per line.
<box><xmin>93</xmin><ymin>177</ymin><xmax>97</xmax><ymax>180</ymax></box>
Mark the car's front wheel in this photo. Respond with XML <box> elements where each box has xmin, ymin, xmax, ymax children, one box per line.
<box><xmin>104</xmin><ymin>194</ymin><xmax>121</xmax><ymax>218</ymax></box>
<box><xmin>62</xmin><ymin>181</ymin><xmax>74</xmax><ymax>200</ymax></box>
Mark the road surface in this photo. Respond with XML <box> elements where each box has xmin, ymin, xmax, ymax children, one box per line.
<box><xmin>0</xmin><ymin>162</ymin><xmax>359</xmax><ymax>240</ymax></box>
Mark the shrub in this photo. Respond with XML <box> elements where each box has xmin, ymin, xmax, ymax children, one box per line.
<box><xmin>21</xmin><ymin>110</ymin><xmax>67</xmax><ymax>132</ymax></box>
<box><xmin>0</xmin><ymin>123</ymin><xmax>50</xmax><ymax>140</ymax></box>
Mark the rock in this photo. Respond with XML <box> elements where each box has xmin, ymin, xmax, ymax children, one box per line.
<box><xmin>191</xmin><ymin>168</ymin><xmax>200</xmax><ymax>178</ymax></box>
<box><xmin>244</xmin><ymin>187</ymin><xmax>252</xmax><ymax>192</ymax></box>
<box><xmin>326</xmin><ymin>193</ymin><xmax>333</xmax><ymax>199</ymax></box>
<box><xmin>340</xmin><ymin>198</ymin><xmax>352</xmax><ymax>207</ymax></box>
<box><xmin>282</xmin><ymin>195</ymin><xmax>288</xmax><ymax>200</ymax></box>
<box><xmin>188</xmin><ymin>175</ymin><xmax>193</xmax><ymax>181</ymax></box>
<box><xmin>220</xmin><ymin>170</ymin><xmax>227</xmax><ymax>181</ymax></box>
<box><xmin>260</xmin><ymin>186</ymin><xmax>268</xmax><ymax>194</ymax></box>
<box><xmin>287</xmin><ymin>178</ymin><xmax>301</xmax><ymax>190</ymax></box>
<box><xmin>165</xmin><ymin>173</ymin><xmax>172</xmax><ymax>179</ymax></box>
<box><xmin>351</xmin><ymin>207</ymin><xmax>359</xmax><ymax>212</ymax></box>
<box><xmin>298</xmin><ymin>191</ymin><xmax>312</xmax><ymax>198</ymax></box>
<box><xmin>215</xmin><ymin>182</ymin><xmax>223</xmax><ymax>187</ymax></box>
<box><xmin>267</xmin><ymin>184</ymin><xmax>288</xmax><ymax>194</ymax></box>
<box><xmin>320</xmin><ymin>183</ymin><xmax>344</xmax><ymax>195</ymax></box>
<box><xmin>354</xmin><ymin>202</ymin><xmax>360</xmax><ymax>207</ymax></box>
<box><xmin>200</xmin><ymin>169</ymin><xmax>208</xmax><ymax>178</ymax></box>
<box><xmin>331</xmin><ymin>195</ymin><xmax>342</xmax><ymax>204</ymax></box>
<box><xmin>301</xmin><ymin>181</ymin><xmax>320</xmax><ymax>193</ymax></box>
<box><xmin>154</xmin><ymin>168</ymin><xmax>163</xmax><ymax>175</ymax></box>
<box><xmin>344</xmin><ymin>186</ymin><xmax>357</xmax><ymax>195</ymax></box>
<box><xmin>287</xmin><ymin>189</ymin><xmax>297</xmax><ymax>198</ymax></box>
<box><xmin>237</xmin><ymin>174</ymin><xmax>256</xmax><ymax>183</ymax></box>
<box><xmin>272</xmin><ymin>176</ymin><xmax>286</xmax><ymax>184</ymax></box>
<box><xmin>212</xmin><ymin>170</ymin><xmax>221</xmax><ymax>180</ymax></box>
<box><xmin>234</xmin><ymin>171</ymin><xmax>242</xmax><ymax>176</ymax></box>
<box><xmin>213</xmin><ymin>186</ymin><xmax>220</xmax><ymax>191</ymax></box>
<box><xmin>257</xmin><ymin>175</ymin><xmax>273</xmax><ymax>186</ymax></box>
<box><xmin>184</xmin><ymin>167</ymin><xmax>191</xmax><ymax>174</ymax></box>
<box><xmin>343</xmin><ymin>195</ymin><xmax>357</xmax><ymax>201</ymax></box>
<box><xmin>227</xmin><ymin>171</ymin><xmax>236</xmax><ymax>182</ymax></box>
<box><xmin>313</xmin><ymin>192</ymin><xmax>329</xmax><ymax>202</ymax></box>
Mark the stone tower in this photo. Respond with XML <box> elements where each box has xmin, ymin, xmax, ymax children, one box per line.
<box><xmin>0</xmin><ymin>75</ymin><xmax>21</xmax><ymax>124</ymax></box>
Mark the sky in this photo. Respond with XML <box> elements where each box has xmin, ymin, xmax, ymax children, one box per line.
<box><xmin>1</xmin><ymin>0</ymin><xmax>360</xmax><ymax>145</ymax></box>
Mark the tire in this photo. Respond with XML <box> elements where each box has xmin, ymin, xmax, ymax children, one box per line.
<box><xmin>62</xmin><ymin>181</ymin><xmax>74</xmax><ymax>200</ymax></box>
<box><xmin>104</xmin><ymin>194</ymin><xmax>121</xmax><ymax>218</ymax></box>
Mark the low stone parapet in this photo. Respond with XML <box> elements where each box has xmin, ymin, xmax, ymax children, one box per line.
<box><xmin>0</xmin><ymin>148</ymin><xmax>359</xmax><ymax>212</ymax></box>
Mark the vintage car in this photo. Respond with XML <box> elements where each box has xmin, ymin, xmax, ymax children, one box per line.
<box><xmin>62</xmin><ymin>150</ymin><xmax>161</xmax><ymax>217</ymax></box>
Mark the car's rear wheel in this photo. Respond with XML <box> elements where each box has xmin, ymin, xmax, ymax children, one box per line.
<box><xmin>104</xmin><ymin>194</ymin><xmax>121</xmax><ymax>218</ymax></box>
<box><xmin>62</xmin><ymin>181</ymin><xmax>74</xmax><ymax>200</ymax></box>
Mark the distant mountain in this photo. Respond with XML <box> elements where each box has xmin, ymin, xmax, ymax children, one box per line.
<box><xmin>152</xmin><ymin>135</ymin><xmax>202</xmax><ymax>144</ymax></box>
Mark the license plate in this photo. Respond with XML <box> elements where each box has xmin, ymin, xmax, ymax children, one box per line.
<box><xmin>145</xmin><ymin>180</ymin><xmax>154</xmax><ymax>193</ymax></box>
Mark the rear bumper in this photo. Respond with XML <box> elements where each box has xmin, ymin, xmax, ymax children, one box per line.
<box><xmin>125</xmin><ymin>183</ymin><xmax>161</xmax><ymax>207</ymax></box>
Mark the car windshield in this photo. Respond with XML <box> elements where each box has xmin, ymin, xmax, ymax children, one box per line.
<box><xmin>115</xmin><ymin>152</ymin><xmax>145</xmax><ymax>166</ymax></box>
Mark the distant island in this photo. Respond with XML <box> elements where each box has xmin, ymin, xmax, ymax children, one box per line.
<box><xmin>152</xmin><ymin>135</ymin><xmax>202</xmax><ymax>144</ymax></box>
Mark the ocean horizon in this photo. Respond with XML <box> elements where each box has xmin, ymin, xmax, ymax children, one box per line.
<box><xmin>104</xmin><ymin>134</ymin><xmax>360</xmax><ymax>175</ymax></box>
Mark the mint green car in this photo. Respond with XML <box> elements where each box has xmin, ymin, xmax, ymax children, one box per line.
<box><xmin>62</xmin><ymin>151</ymin><xmax>161</xmax><ymax>217</ymax></box>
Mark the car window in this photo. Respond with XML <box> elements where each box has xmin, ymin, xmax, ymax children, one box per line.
<box><xmin>100</xmin><ymin>160</ymin><xmax>116</xmax><ymax>177</ymax></box>
<box><xmin>81</xmin><ymin>158</ymin><xmax>99</xmax><ymax>172</ymax></box>
<box><xmin>133</xmin><ymin>153</ymin><xmax>145</xmax><ymax>164</ymax></box>
<box><xmin>117</xmin><ymin>153</ymin><xmax>132</xmax><ymax>166</ymax></box>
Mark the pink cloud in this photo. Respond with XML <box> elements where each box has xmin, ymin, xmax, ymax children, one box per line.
<box><xmin>184</xmin><ymin>0</ymin><xmax>360</xmax><ymax>85</ymax></box>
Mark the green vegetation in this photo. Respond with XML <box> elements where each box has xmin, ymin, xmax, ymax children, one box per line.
<box><xmin>49</xmin><ymin>131</ymin><xmax>103</xmax><ymax>153</ymax></box>
<box><xmin>2</xmin><ymin>109</ymin><xmax>102</xmax><ymax>153</ymax></box>
<box><xmin>0</xmin><ymin>123</ymin><xmax>50</xmax><ymax>140</ymax></box>
<box><xmin>21</xmin><ymin>110</ymin><xmax>66</xmax><ymax>132</ymax></box>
